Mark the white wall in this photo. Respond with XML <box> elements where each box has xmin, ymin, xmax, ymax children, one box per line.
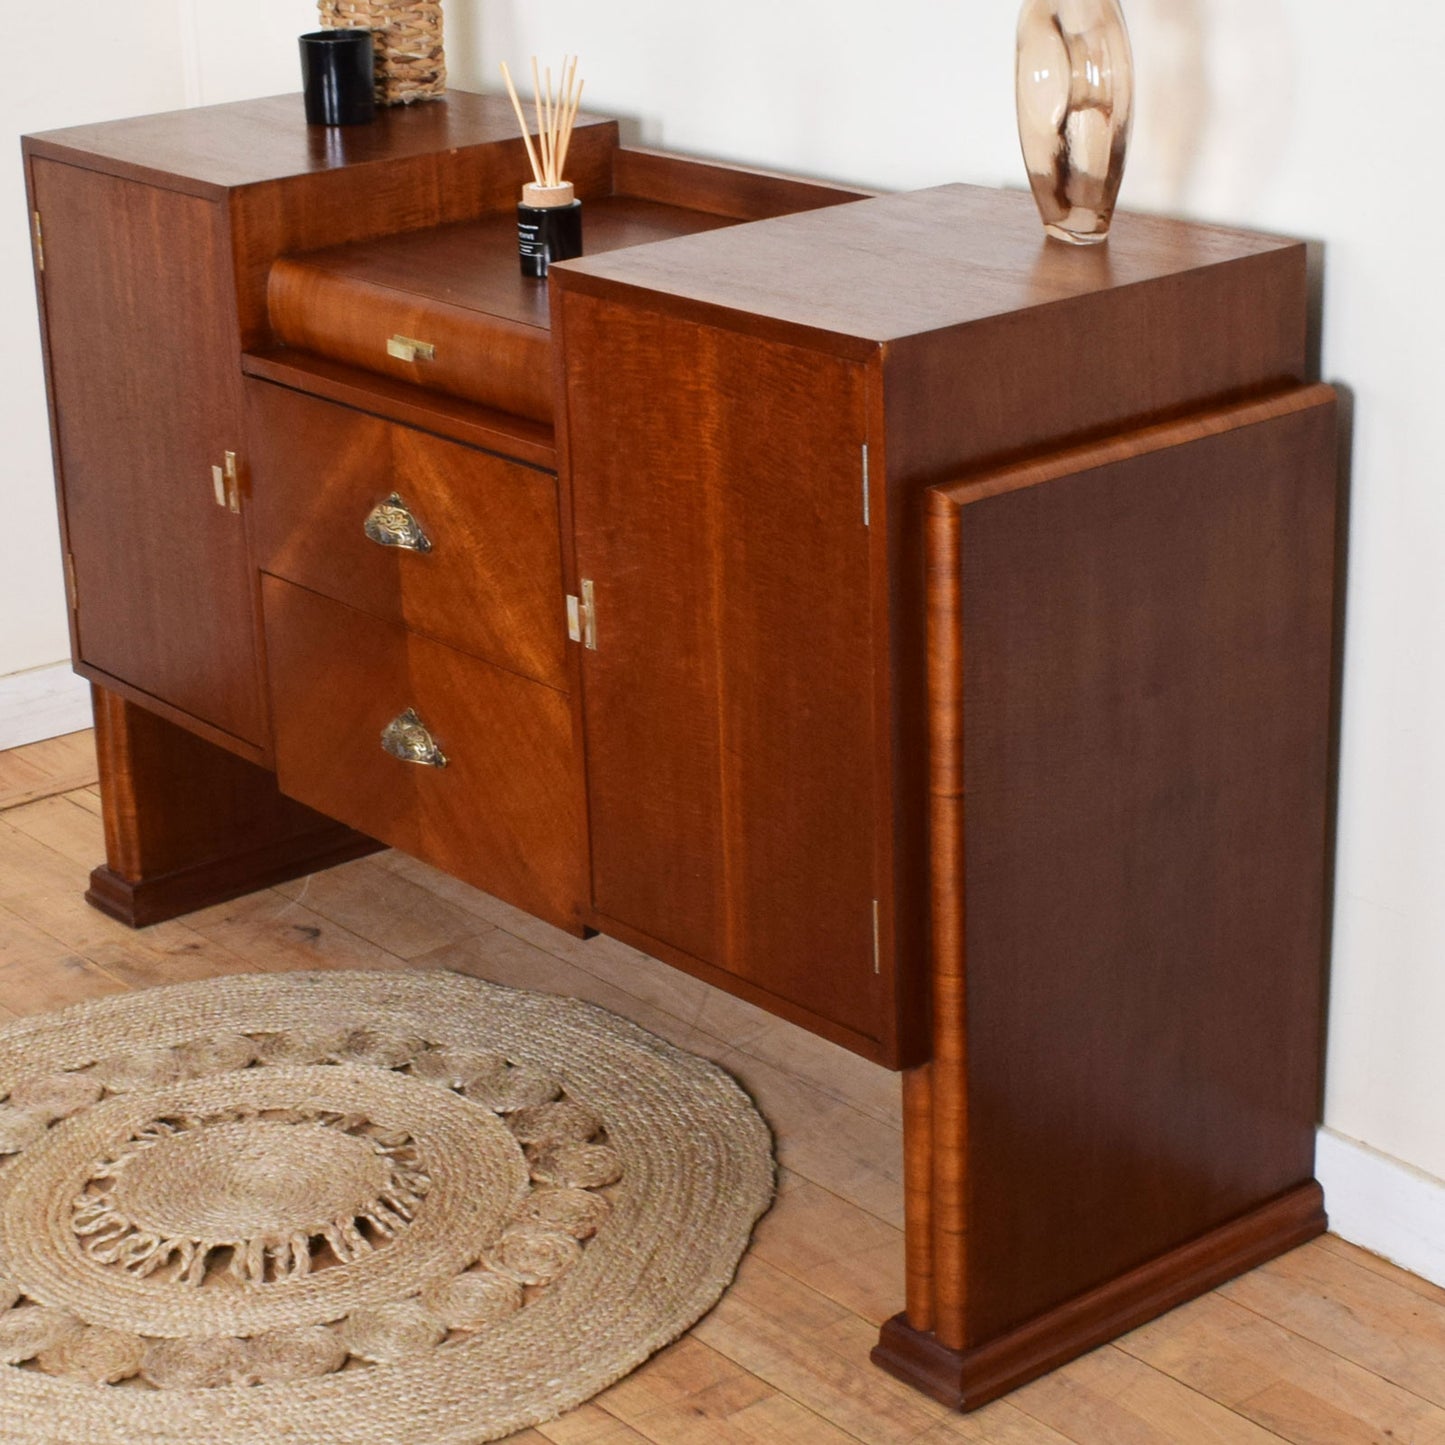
<box><xmin>5</xmin><ymin>1</ymin><xmax>1443</xmax><ymax>1272</ymax></box>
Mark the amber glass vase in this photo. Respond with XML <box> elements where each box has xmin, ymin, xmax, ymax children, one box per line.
<box><xmin>1016</xmin><ymin>0</ymin><xmax>1134</xmax><ymax>245</ymax></box>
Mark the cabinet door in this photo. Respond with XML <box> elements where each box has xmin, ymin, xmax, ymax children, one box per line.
<box><xmin>564</xmin><ymin>294</ymin><xmax>883</xmax><ymax>1055</ymax></box>
<box><xmin>31</xmin><ymin>159</ymin><xmax>261</xmax><ymax>745</ymax></box>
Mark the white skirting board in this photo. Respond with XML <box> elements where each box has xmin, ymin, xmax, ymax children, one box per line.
<box><xmin>0</xmin><ymin>663</ymin><xmax>92</xmax><ymax>752</ymax></box>
<box><xmin>1318</xmin><ymin>1127</ymin><xmax>1445</xmax><ymax>1287</ymax></box>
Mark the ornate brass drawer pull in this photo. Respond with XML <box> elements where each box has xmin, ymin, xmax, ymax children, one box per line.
<box><xmin>380</xmin><ymin>709</ymin><xmax>448</xmax><ymax>768</ymax></box>
<box><xmin>364</xmin><ymin>493</ymin><xmax>433</xmax><ymax>553</ymax></box>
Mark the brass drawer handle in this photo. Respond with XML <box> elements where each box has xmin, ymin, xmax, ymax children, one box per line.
<box><xmin>387</xmin><ymin>334</ymin><xmax>436</xmax><ymax>362</ymax></box>
<box><xmin>364</xmin><ymin>493</ymin><xmax>433</xmax><ymax>553</ymax></box>
<box><xmin>380</xmin><ymin>709</ymin><xmax>448</xmax><ymax>768</ymax></box>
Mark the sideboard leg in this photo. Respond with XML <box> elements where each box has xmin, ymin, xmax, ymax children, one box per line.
<box><xmin>901</xmin><ymin>1064</ymin><xmax>935</xmax><ymax>1333</ymax></box>
<box><xmin>85</xmin><ymin>685</ymin><xmax>380</xmax><ymax>927</ymax></box>
<box><xmin>925</xmin><ymin>486</ymin><xmax>970</xmax><ymax>1353</ymax></box>
<box><xmin>873</xmin><ymin>1182</ymin><xmax>1326</xmax><ymax>1411</ymax></box>
<box><xmin>874</xmin><ymin>392</ymin><xmax>1339</xmax><ymax>1412</ymax></box>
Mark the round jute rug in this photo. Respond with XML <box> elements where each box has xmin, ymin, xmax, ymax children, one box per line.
<box><xmin>0</xmin><ymin>969</ymin><xmax>775</xmax><ymax>1443</ymax></box>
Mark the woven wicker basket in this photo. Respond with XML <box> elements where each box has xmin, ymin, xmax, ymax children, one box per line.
<box><xmin>317</xmin><ymin>1</ymin><xmax>445</xmax><ymax>106</ymax></box>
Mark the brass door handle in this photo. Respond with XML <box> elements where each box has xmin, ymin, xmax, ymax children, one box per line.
<box><xmin>380</xmin><ymin>709</ymin><xmax>447</xmax><ymax>768</ymax></box>
<box><xmin>211</xmin><ymin>451</ymin><xmax>240</xmax><ymax>513</ymax></box>
<box><xmin>364</xmin><ymin>494</ymin><xmax>432</xmax><ymax>553</ymax></box>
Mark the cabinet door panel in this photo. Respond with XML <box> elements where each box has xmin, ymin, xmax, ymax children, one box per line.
<box><xmin>929</xmin><ymin>390</ymin><xmax>1339</xmax><ymax>1342</ymax></box>
<box><xmin>32</xmin><ymin>160</ymin><xmax>260</xmax><ymax>743</ymax></box>
<box><xmin>565</xmin><ymin>295</ymin><xmax>881</xmax><ymax>1049</ymax></box>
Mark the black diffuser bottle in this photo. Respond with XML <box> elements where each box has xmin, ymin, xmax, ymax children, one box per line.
<box><xmin>501</xmin><ymin>56</ymin><xmax>587</xmax><ymax>280</ymax></box>
<box><xmin>518</xmin><ymin>182</ymin><xmax>584</xmax><ymax>279</ymax></box>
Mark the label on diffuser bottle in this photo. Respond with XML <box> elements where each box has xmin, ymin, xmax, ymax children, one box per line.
<box><xmin>518</xmin><ymin>215</ymin><xmax>546</xmax><ymax>259</ymax></box>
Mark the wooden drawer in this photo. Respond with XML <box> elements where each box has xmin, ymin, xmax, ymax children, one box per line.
<box><xmin>248</xmin><ymin>380</ymin><xmax>568</xmax><ymax>690</ymax></box>
<box><xmin>269</xmin><ymin>234</ymin><xmax>553</xmax><ymax>424</ymax></box>
<box><xmin>262</xmin><ymin>576</ymin><xmax>586</xmax><ymax>932</ymax></box>
<box><xmin>263</xmin><ymin>197</ymin><xmax>747</xmax><ymax>424</ymax></box>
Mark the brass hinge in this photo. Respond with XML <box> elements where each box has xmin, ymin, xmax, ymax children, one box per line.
<box><xmin>566</xmin><ymin>578</ymin><xmax>597</xmax><ymax>650</ymax></box>
<box><xmin>387</xmin><ymin>334</ymin><xmax>436</xmax><ymax>363</ymax></box>
<box><xmin>64</xmin><ymin>551</ymin><xmax>78</xmax><ymax>610</ymax></box>
<box><xmin>211</xmin><ymin>451</ymin><xmax>241</xmax><ymax>513</ymax></box>
<box><xmin>872</xmin><ymin>898</ymin><xmax>881</xmax><ymax>975</ymax></box>
<box><xmin>32</xmin><ymin>211</ymin><xmax>44</xmax><ymax>272</ymax></box>
<box><xmin>861</xmin><ymin>443</ymin><xmax>871</xmax><ymax>527</ymax></box>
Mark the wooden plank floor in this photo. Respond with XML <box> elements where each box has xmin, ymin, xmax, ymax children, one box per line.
<box><xmin>3</xmin><ymin>730</ymin><xmax>1442</xmax><ymax>1443</ymax></box>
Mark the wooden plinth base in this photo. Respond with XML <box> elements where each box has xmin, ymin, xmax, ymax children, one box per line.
<box><xmin>871</xmin><ymin>1181</ymin><xmax>1326</xmax><ymax>1412</ymax></box>
<box><xmin>85</xmin><ymin>824</ymin><xmax>382</xmax><ymax>928</ymax></box>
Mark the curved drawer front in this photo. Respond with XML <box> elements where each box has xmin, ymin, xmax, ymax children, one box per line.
<box><xmin>267</xmin><ymin>256</ymin><xmax>554</xmax><ymax>423</ymax></box>
<box><xmin>249</xmin><ymin>380</ymin><xmax>568</xmax><ymax>690</ymax></box>
<box><xmin>262</xmin><ymin>576</ymin><xmax>586</xmax><ymax>932</ymax></box>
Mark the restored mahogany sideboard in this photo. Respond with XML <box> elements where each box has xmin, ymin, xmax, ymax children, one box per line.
<box><xmin>23</xmin><ymin>94</ymin><xmax>1340</xmax><ymax>1409</ymax></box>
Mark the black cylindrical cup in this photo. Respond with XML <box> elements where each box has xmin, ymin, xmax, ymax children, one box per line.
<box><xmin>517</xmin><ymin>201</ymin><xmax>584</xmax><ymax>279</ymax></box>
<box><xmin>299</xmin><ymin>29</ymin><xmax>376</xmax><ymax>126</ymax></box>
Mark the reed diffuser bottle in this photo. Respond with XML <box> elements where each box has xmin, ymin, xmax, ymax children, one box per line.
<box><xmin>1016</xmin><ymin>0</ymin><xmax>1134</xmax><ymax>245</ymax></box>
<box><xmin>502</xmin><ymin>57</ymin><xmax>585</xmax><ymax>279</ymax></box>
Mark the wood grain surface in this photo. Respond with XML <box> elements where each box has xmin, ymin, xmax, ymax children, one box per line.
<box><xmin>28</xmin><ymin>160</ymin><xmax>263</xmax><ymax>744</ymax></box>
<box><xmin>262</xmin><ymin>579</ymin><xmax>587</xmax><ymax>933</ymax></box>
<box><xmin>557</xmin><ymin>184</ymin><xmax>1300</xmax><ymax>349</ymax></box>
<box><xmin>24</xmin><ymin>92</ymin><xmax>621</xmax><ymax>355</ymax></box>
<box><xmin>902</xmin><ymin>1064</ymin><xmax>936</xmax><ymax>1333</ymax></box>
<box><xmin>554</xmin><ymin>182</ymin><xmax>1311</xmax><ymax>1084</ymax></box>
<box><xmin>610</xmin><ymin>147</ymin><xmax>872</xmax><ymax>219</ymax></box>
<box><xmin>562</xmin><ymin>292</ymin><xmax>891</xmax><ymax>1059</ymax></box>
<box><xmin>85</xmin><ymin>688</ymin><xmax>374</xmax><ymax>928</ymax></box>
<box><xmin>922</xmin><ymin>472</ymin><xmax>969</xmax><ymax>1350</ymax></box>
<box><xmin>22</xmin><ymin>92</ymin><xmax>613</xmax><ymax>196</ymax></box>
<box><xmin>231</xmin><ymin>121</ymin><xmax>618</xmax><ymax>351</ymax></box>
<box><xmin>925</xmin><ymin>387</ymin><xmax>1339</xmax><ymax>1352</ymax></box>
<box><xmin>876</xmin><ymin>1182</ymin><xmax>1327</xmax><ymax>1411</ymax></box>
<box><xmin>266</xmin><ymin>200</ymin><xmax>733</xmax><ymax>422</ymax></box>
<box><xmin>248</xmin><ymin>381</ymin><xmax>568</xmax><ymax>690</ymax></box>
<box><xmin>240</xmin><ymin>349</ymin><xmax>558</xmax><ymax>469</ymax></box>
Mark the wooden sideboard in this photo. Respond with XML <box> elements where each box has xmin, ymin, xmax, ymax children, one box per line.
<box><xmin>23</xmin><ymin>93</ymin><xmax>1341</xmax><ymax>1409</ymax></box>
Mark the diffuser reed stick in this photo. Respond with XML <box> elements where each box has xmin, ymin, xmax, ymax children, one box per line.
<box><xmin>500</xmin><ymin>57</ymin><xmax>585</xmax><ymax>189</ymax></box>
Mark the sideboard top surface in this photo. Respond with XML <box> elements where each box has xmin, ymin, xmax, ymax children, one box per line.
<box><xmin>276</xmin><ymin>199</ymin><xmax>735</xmax><ymax>336</ymax></box>
<box><xmin>556</xmin><ymin>184</ymin><xmax>1301</xmax><ymax>346</ymax></box>
<box><xmin>23</xmin><ymin>91</ymin><xmax>610</xmax><ymax>196</ymax></box>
